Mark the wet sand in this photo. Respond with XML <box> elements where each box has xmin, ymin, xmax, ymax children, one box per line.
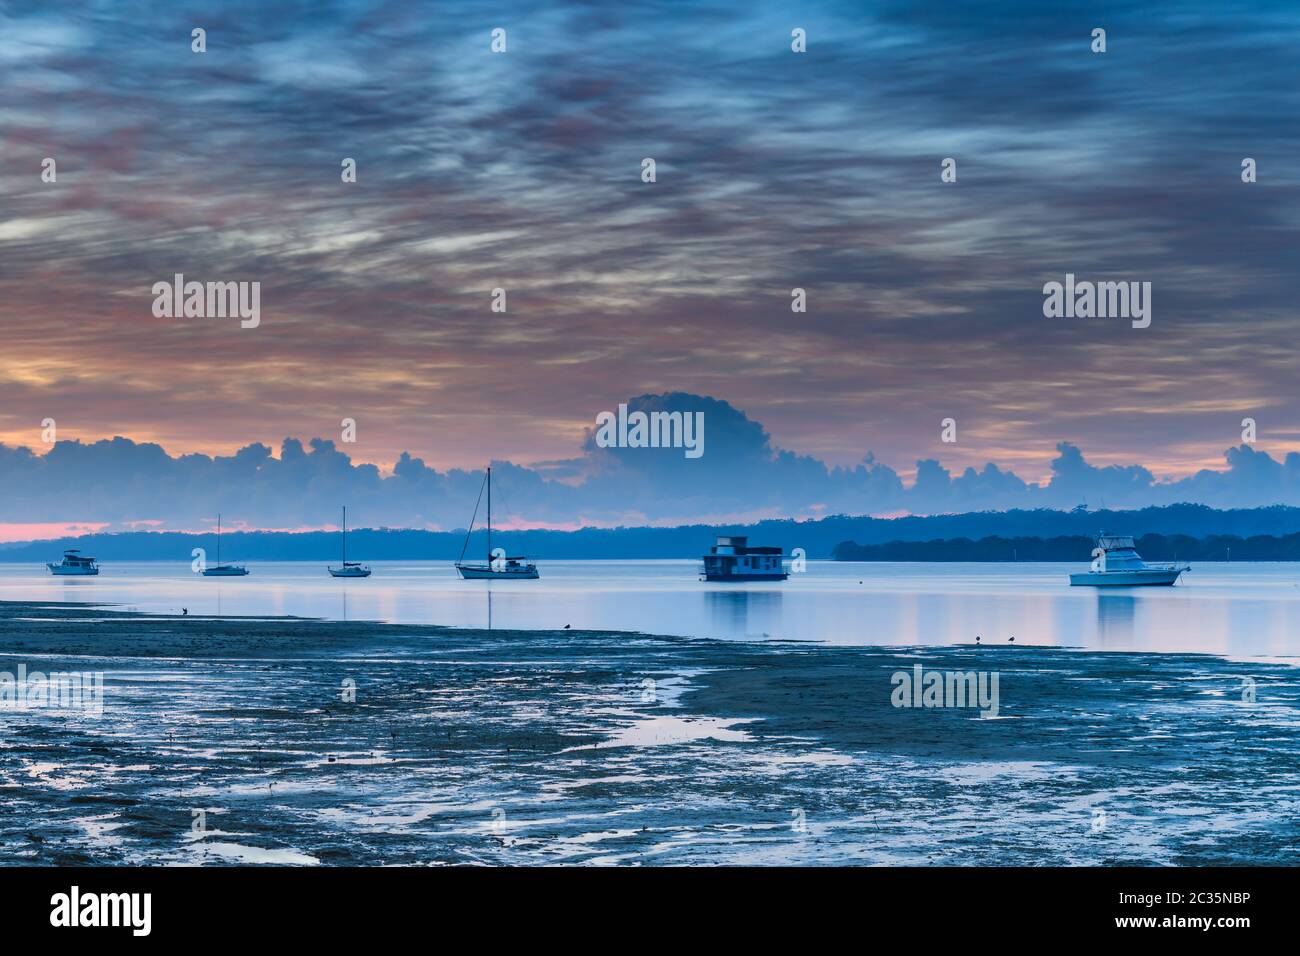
<box><xmin>1</xmin><ymin>600</ymin><xmax>1296</xmax><ymax>865</ymax></box>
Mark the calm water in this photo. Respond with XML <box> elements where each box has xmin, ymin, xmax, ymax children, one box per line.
<box><xmin>3</xmin><ymin>560</ymin><xmax>1299</xmax><ymax>657</ymax></box>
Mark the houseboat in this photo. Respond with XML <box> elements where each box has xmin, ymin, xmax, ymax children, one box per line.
<box><xmin>1068</xmin><ymin>532</ymin><xmax>1188</xmax><ymax>586</ymax></box>
<box><xmin>700</xmin><ymin>535</ymin><xmax>789</xmax><ymax>582</ymax></box>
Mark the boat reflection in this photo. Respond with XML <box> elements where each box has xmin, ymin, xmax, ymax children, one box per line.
<box><xmin>705</xmin><ymin>588</ymin><xmax>783</xmax><ymax>638</ymax></box>
<box><xmin>1095</xmin><ymin>592</ymin><xmax>1136</xmax><ymax>645</ymax></box>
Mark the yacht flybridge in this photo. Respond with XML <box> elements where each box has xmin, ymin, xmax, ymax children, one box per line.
<box><xmin>201</xmin><ymin>513</ymin><xmax>249</xmax><ymax>576</ymax></box>
<box><xmin>455</xmin><ymin>466</ymin><xmax>539</xmax><ymax>580</ymax></box>
<box><xmin>1069</xmin><ymin>533</ymin><xmax>1188</xmax><ymax>587</ymax></box>
<box><xmin>47</xmin><ymin>550</ymin><xmax>99</xmax><ymax>576</ymax></box>
<box><xmin>328</xmin><ymin>506</ymin><xmax>372</xmax><ymax>578</ymax></box>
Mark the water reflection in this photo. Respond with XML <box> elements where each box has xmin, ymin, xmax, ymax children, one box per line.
<box><xmin>6</xmin><ymin>561</ymin><xmax>1299</xmax><ymax>655</ymax></box>
<box><xmin>1095</xmin><ymin>592</ymin><xmax>1136</xmax><ymax>646</ymax></box>
<box><xmin>705</xmin><ymin>588</ymin><xmax>782</xmax><ymax>638</ymax></box>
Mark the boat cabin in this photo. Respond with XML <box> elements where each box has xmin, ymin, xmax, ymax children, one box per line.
<box><xmin>702</xmin><ymin>536</ymin><xmax>788</xmax><ymax>581</ymax></box>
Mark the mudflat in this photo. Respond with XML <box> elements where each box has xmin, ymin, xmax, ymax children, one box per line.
<box><xmin>1</xmin><ymin>601</ymin><xmax>1295</xmax><ymax>865</ymax></box>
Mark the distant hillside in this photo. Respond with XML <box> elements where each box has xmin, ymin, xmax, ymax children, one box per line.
<box><xmin>832</xmin><ymin>533</ymin><xmax>1300</xmax><ymax>562</ymax></box>
<box><xmin>4</xmin><ymin>503</ymin><xmax>1300</xmax><ymax>562</ymax></box>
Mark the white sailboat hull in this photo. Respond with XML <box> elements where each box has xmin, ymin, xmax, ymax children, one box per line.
<box><xmin>457</xmin><ymin>564</ymin><xmax>539</xmax><ymax>580</ymax></box>
<box><xmin>202</xmin><ymin>565</ymin><xmax>250</xmax><ymax>577</ymax></box>
<box><xmin>329</xmin><ymin>566</ymin><xmax>372</xmax><ymax>578</ymax></box>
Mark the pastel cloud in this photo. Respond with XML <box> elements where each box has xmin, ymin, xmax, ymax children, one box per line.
<box><xmin>0</xmin><ymin>2</ymin><xmax>1297</xmax><ymax>497</ymax></box>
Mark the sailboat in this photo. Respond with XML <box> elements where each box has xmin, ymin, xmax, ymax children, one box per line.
<box><xmin>328</xmin><ymin>506</ymin><xmax>372</xmax><ymax>578</ymax></box>
<box><xmin>455</xmin><ymin>465</ymin><xmax>539</xmax><ymax>580</ymax></box>
<box><xmin>202</xmin><ymin>513</ymin><xmax>249</xmax><ymax>576</ymax></box>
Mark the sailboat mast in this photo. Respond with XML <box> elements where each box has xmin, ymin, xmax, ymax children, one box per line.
<box><xmin>216</xmin><ymin>513</ymin><xmax>221</xmax><ymax>566</ymax></box>
<box><xmin>486</xmin><ymin>466</ymin><xmax>492</xmax><ymax>562</ymax></box>
<box><xmin>342</xmin><ymin>506</ymin><xmax>347</xmax><ymax>564</ymax></box>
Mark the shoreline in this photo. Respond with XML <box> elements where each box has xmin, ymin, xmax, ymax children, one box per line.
<box><xmin>1</xmin><ymin>600</ymin><xmax>1297</xmax><ymax>866</ymax></box>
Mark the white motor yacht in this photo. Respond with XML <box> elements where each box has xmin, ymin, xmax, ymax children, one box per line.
<box><xmin>47</xmin><ymin>550</ymin><xmax>99</xmax><ymax>576</ymax></box>
<box><xmin>1069</xmin><ymin>533</ymin><xmax>1187</xmax><ymax>586</ymax></box>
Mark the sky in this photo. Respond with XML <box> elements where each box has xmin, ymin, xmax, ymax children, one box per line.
<box><xmin>1</xmin><ymin>1</ymin><xmax>1298</xmax><ymax>533</ymax></box>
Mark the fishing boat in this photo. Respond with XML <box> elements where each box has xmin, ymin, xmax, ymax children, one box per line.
<box><xmin>1068</xmin><ymin>532</ymin><xmax>1187</xmax><ymax>587</ymax></box>
<box><xmin>455</xmin><ymin>465</ymin><xmax>539</xmax><ymax>580</ymax></box>
<box><xmin>328</xmin><ymin>506</ymin><xmax>371</xmax><ymax>578</ymax></box>
<box><xmin>202</xmin><ymin>513</ymin><xmax>249</xmax><ymax>576</ymax></box>
<box><xmin>700</xmin><ymin>535</ymin><xmax>789</xmax><ymax>582</ymax></box>
<box><xmin>47</xmin><ymin>549</ymin><xmax>99</xmax><ymax>576</ymax></box>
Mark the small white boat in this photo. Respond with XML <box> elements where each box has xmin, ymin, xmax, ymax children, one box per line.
<box><xmin>455</xmin><ymin>465</ymin><xmax>539</xmax><ymax>580</ymax></box>
<box><xmin>202</xmin><ymin>513</ymin><xmax>249</xmax><ymax>577</ymax></box>
<box><xmin>202</xmin><ymin>564</ymin><xmax>250</xmax><ymax>577</ymax></box>
<box><xmin>47</xmin><ymin>550</ymin><xmax>99</xmax><ymax>576</ymax></box>
<box><xmin>1069</xmin><ymin>533</ymin><xmax>1188</xmax><ymax>587</ymax></box>
<box><xmin>457</xmin><ymin>559</ymin><xmax>539</xmax><ymax>580</ymax></box>
<box><xmin>328</xmin><ymin>506</ymin><xmax>371</xmax><ymax>578</ymax></box>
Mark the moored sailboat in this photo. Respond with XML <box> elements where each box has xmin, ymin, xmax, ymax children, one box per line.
<box><xmin>455</xmin><ymin>465</ymin><xmax>539</xmax><ymax>580</ymax></box>
<box><xmin>201</xmin><ymin>513</ymin><xmax>249</xmax><ymax>576</ymax></box>
<box><xmin>328</xmin><ymin>506</ymin><xmax>372</xmax><ymax>578</ymax></box>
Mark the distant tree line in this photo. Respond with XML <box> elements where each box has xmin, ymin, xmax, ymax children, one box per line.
<box><xmin>7</xmin><ymin>503</ymin><xmax>1300</xmax><ymax>561</ymax></box>
<box><xmin>832</xmin><ymin>534</ymin><xmax>1296</xmax><ymax>562</ymax></box>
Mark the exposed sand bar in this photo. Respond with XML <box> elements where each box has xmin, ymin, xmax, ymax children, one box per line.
<box><xmin>1</xmin><ymin>601</ymin><xmax>1296</xmax><ymax>865</ymax></box>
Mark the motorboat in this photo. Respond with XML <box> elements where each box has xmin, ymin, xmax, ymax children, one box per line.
<box><xmin>47</xmin><ymin>550</ymin><xmax>99</xmax><ymax>576</ymax></box>
<box><xmin>1069</xmin><ymin>533</ymin><xmax>1187</xmax><ymax>586</ymax></box>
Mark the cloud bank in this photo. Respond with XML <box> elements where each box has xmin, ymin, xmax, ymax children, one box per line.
<box><xmin>3</xmin><ymin>393</ymin><xmax>1300</xmax><ymax>533</ymax></box>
